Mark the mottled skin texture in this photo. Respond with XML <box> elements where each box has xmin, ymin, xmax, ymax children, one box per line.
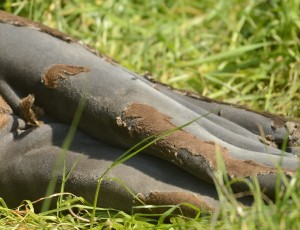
<box><xmin>0</xmin><ymin>11</ymin><xmax>299</xmax><ymax>215</ymax></box>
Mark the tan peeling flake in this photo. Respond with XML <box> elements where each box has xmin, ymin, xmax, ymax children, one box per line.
<box><xmin>286</xmin><ymin>121</ymin><xmax>300</xmax><ymax>145</ymax></box>
<box><xmin>41</xmin><ymin>64</ymin><xmax>89</xmax><ymax>88</ymax></box>
<box><xmin>137</xmin><ymin>191</ymin><xmax>214</xmax><ymax>215</ymax></box>
<box><xmin>122</xmin><ymin>103</ymin><xmax>294</xmax><ymax>178</ymax></box>
<box><xmin>116</xmin><ymin>116</ymin><xmax>127</xmax><ymax>127</ymax></box>
<box><xmin>0</xmin><ymin>96</ymin><xmax>12</xmax><ymax>129</ymax></box>
<box><xmin>0</xmin><ymin>96</ymin><xmax>12</xmax><ymax>114</ymax></box>
<box><xmin>19</xmin><ymin>94</ymin><xmax>41</xmax><ymax>126</ymax></box>
<box><xmin>0</xmin><ymin>114</ymin><xmax>9</xmax><ymax>129</ymax></box>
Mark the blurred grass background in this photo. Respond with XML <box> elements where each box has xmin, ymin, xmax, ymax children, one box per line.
<box><xmin>1</xmin><ymin>0</ymin><xmax>299</xmax><ymax>117</ymax></box>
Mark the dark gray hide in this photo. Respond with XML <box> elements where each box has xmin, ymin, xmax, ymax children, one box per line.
<box><xmin>0</xmin><ymin>11</ymin><xmax>299</xmax><ymax>215</ymax></box>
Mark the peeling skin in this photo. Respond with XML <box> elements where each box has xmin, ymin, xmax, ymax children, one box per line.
<box><xmin>19</xmin><ymin>94</ymin><xmax>40</xmax><ymax>126</ymax></box>
<box><xmin>0</xmin><ymin>96</ymin><xmax>12</xmax><ymax>129</ymax></box>
<box><xmin>0</xmin><ymin>115</ymin><xmax>9</xmax><ymax>129</ymax></box>
<box><xmin>41</xmin><ymin>64</ymin><xmax>90</xmax><ymax>88</ymax></box>
<box><xmin>258</xmin><ymin>135</ymin><xmax>278</xmax><ymax>149</ymax></box>
<box><xmin>121</xmin><ymin>103</ymin><xmax>295</xmax><ymax>178</ymax></box>
<box><xmin>137</xmin><ymin>191</ymin><xmax>215</xmax><ymax>216</ymax></box>
<box><xmin>286</xmin><ymin>121</ymin><xmax>300</xmax><ymax>145</ymax></box>
<box><xmin>0</xmin><ymin>95</ymin><xmax>12</xmax><ymax>114</ymax></box>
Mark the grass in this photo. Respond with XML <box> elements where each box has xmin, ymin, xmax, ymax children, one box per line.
<box><xmin>0</xmin><ymin>0</ymin><xmax>300</xmax><ymax>229</ymax></box>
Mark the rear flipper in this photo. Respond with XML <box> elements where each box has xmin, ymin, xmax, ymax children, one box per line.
<box><xmin>140</xmin><ymin>75</ymin><xmax>300</xmax><ymax>155</ymax></box>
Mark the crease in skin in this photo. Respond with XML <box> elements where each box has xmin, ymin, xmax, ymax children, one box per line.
<box><xmin>133</xmin><ymin>80</ymin><xmax>287</xmax><ymax>158</ymax></box>
<box><xmin>174</xmin><ymin>96</ymin><xmax>298</xmax><ymax>154</ymax></box>
<box><xmin>143</xmin><ymin>74</ymin><xmax>289</xmax><ymax>129</ymax></box>
<box><xmin>141</xmin><ymin>75</ymin><xmax>300</xmax><ymax>148</ymax></box>
<box><xmin>184</xmin><ymin>99</ymin><xmax>293</xmax><ymax>142</ymax></box>
<box><xmin>137</xmin><ymin>73</ymin><xmax>299</xmax><ymax>155</ymax></box>
<box><xmin>41</xmin><ymin>64</ymin><xmax>90</xmax><ymax>88</ymax></box>
<box><xmin>169</xmin><ymin>92</ymin><xmax>259</xmax><ymax>140</ymax></box>
<box><xmin>140</xmin><ymin>75</ymin><xmax>295</xmax><ymax>147</ymax></box>
<box><xmin>192</xmin><ymin>112</ymin><xmax>276</xmax><ymax>153</ymax></box>
<box><xmin>119</xmin><ymin>71</ymin><xmax>299</xmax><ymax>160</ymax></box>
<box><xmin>123</xmin><ymin>81</ymin><xmax>298</xmax><ymax>164</ymax></box>
<box><xmin>138</xmin><ymin>74</ymin><xmax>259</xmax><ymax>140</ymax></box>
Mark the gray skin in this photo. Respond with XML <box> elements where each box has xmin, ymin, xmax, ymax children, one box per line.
<box><xmin>0</xmin><ymin>114</ymin><xmax>219</xmax><ymax>212</ymax></box>
<box><xmin>0</xmin><ymin>12</ymin><xmax>299</xmax><ymax>214</ymax></box>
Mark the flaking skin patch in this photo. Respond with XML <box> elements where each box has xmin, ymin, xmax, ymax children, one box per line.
<box><xmin>0</xmin><ymin>96</ymin><xmax>12</xmax><ymax>114</ymax></box>
<box><xmin>0</xmin><ymin>96</ymin><xmax>12</xmax><ymax>129</ymax></box>
<box><xmin>19</xmin><ymin>94</ymin><xmax>43</xmax><ymax>126</ymax></box>
<box><xmin>41</xmin><ymin>64</ymin><xmax>90</xmax><ymax>88</ymax></box>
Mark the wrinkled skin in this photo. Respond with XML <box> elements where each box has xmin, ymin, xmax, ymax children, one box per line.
<box><xmin>0</xmin><ymin>11</ymin><xmax>299</xmax><ymax>215</ymax></box>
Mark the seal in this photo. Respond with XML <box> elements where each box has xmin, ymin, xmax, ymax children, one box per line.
<box><xmin>0</xmin><ymin>11</ymin><xmax>299</xmax><ymax>214</ymax></box>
